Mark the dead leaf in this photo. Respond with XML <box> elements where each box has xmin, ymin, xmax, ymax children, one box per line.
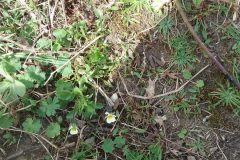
<box><xmin>161</xmin><ymin>71</ymin><xmax>178</xmax><ymax>79</ymax></box>
<box><xmin>170</xmin><ymin>149</ymin><xmax>181</xmax><ymax>156</ymax></box>
<box><xmin>76</xmin><ymin>119</ymin><xmax>86</xmax><ymax>128</ymax></box>
<box><xmin>160</xmin><ymin>57</ymin><xmax>166</xmax><ymax>66</ymax></box>
<box><xmin>145</xmin><ymin>79</ymin><xmax>155</xmax><ymax>98</ymax></box>
<box><xmin>110</xmin><ymin>93</ymin><xmax>119</xmax><ymax>109</ymax></box>
<box><xmin>154</xmin><ymin>115</ymin><xmax>167</xmax><ymax>127</ymax></box>
<box><xmin>209</xmin><ymin>147</ymin><xmax>218</xmax><ymax>154</ymax></box>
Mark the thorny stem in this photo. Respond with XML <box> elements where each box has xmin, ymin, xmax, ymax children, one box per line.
<box><xmin>174</xmin><ymin>0</ymin><xmax>240</xmax><ymax>90</ymax></box>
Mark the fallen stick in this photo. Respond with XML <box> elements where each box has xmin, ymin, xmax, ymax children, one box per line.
<box><xmin>119</xmin><ymin>65</ymin><xmax>209</xmax><ymax>100</ymax></box>
<box><xmin>174</xmin><ymin>0</ymin><xmax>240</xmax><ymax>90</ymax></box>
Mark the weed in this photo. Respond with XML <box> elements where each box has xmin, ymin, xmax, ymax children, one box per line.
<box><xmin>121</xmin><ymin>0</ymin><xmax>152</xmax><ymax>13</ymax></box>
<box><xmin>210</xmin><ymin>83</ymin><xmax>240</xmax><ymax>107</ymax></box>
<box><xmin>189</xmin><ymin>138</ymin><xmax>205</xmax><ymax>155</ymax></box>
<box><xmin>194</xmin><ymin>20</ymin><xmax>212</xmax><ymax>44</ymax></box>
<box><xmin>71</xmin><ymin>143</ymin><xmax>96</xmax><ymax>160</ymax></box>
<box><xmin>158</xmin><ymin>16</ymin><xmax>174</xmax><ymax>38</ymax></box>
<box><xmin>173</xmin><ymin>74</ymin><xmax>205</xmax><ymax>114</ymax></box>
<box><xmin>232</xmin><ymin>58</ymin><xmax>240</xmax><ymax>82</ymax></box>
<box><xmin>210</xmin><ymin>3</ymin><xmax>229</xmax><ymax>16</ymax></box>
<box><xmin>171</xmin><ymin>35</ymin><xmax>197</xmax><ymax>70</ymax></box>
<box><xmin>226</xmin><ymin>25</ymin><xmax>240</xmax><ymax>55</ymax></box>
<box><xmin>123</xmin><ymin>143</ymin><xmax>163</xmax><ymax>160</ymax></box>
<box><xmin>177</xmin><ymin>128</ymin><xmax>188</xmax><ymax>139</ymax></box>
<box><xmin>3</xmin><ymin>132</ymin><xmax>16</xmax><ymax>146</ymax></box>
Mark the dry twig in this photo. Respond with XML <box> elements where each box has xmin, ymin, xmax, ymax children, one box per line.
<box><xmin>119</xmin><ymin>65</ymin><xmax>209</xmax><ymax>100</ymax></box>
<box><xmin>213</xmin><ymin>132</ymin><xmax>228</xmax><ymax>160</ymax></box>
<box><xmin>174</xmin><ymin>0</ymin><xmax>240</xmax><ymax>90</ymax></box>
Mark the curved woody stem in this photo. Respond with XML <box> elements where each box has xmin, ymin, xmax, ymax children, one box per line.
<box><xmin>174</xmin><ymin>0</ymin><xmax>240</xmax><ymax>90</ymax></box>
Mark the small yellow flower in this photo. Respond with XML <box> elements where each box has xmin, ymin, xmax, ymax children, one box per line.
<box><xmin>68</xmin><ymin>123</ymin><xmax>78</xmax><ymax>135</ymax></box>
<box><xmin>105</xmin><ymin>112</ymin><xmax>116</xmax><ymax>124</ymax></box>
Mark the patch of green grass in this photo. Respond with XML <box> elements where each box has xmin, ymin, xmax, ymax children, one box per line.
<box><xmin>171</xmin><ymin>35</ymin><xmax>197</xmax><ymax>70</ymax></box>
<box><xmin>189</xmin><ymin>138</ymin><xmax>205</xmax><ymax>155</ymax></box>
<box><xmin>123</xmin><ymin>143</ymin><xmax>163</xmax><ymax>160</ymax></box>
<box><xmin>121</xmin><ymin>0</ymin><xmax>152</xmax><ymax>13</ymax></box>
<box><xmin>210</xmin><ymin>83</ymin><xmax>240</xmax><ymax>108</ymax></box>
<box><xmin>158</xmin><ymin>16</ymin><xmax>174</xmax><ymax>38</ymax></box>
<box><xmin>226</xmin><ymin>25</ymin><xmax>240</xmax><ymax>55</ymax></box>
<box><xmin>173</xmin><ymin>73</ymin><xmax>205</xmax><ymax>115</ymax></box>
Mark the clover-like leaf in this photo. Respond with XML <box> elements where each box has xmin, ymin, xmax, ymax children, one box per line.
<box><xmin>114</xmin><ymin>136</ymin><xmax>126</xmax><ymax>148</ymax></box>
<box><xmin>46</xmin><ymin>123</ymin><xmax>60</xmax><ymax>138</ymax></box>
<box><xmin>0</xmin><ymin>112</ymin><xmax>14</xmax><ymax>128</ymax></box>
<box><xmin>22</xmin><ymin>118</ymin><xmax>42</xmax><ymax>133</ymax></box>
<box><xmin>39</xmin><ymin>97</ymin><xmax>60</xmax><ymax>117</ymax></box>
<box><xmin>182</xmin><ymin>69</ymin><xmax>192</xmax><ymax>80</ymax></box>
<box><xmin>36</xmin><ymin>38</ymin><xmax>51</xmax><ymax>49</ymax></box>
<box><xmin>196</xmin><ymin>80</ymin><xmax>204</xmax><ymax>88</ymax></box>
<box><xmin>56</xmin><ymin>80</ymin><xmax>75</xmax><ymax>101</ymax></box>
<box><xmin>101</xmin><ymin>138</ymin><xmax>115</xmax><ymax>153</ymax></box>
<box><xmin>53</xmin><ymin>29</ymin><xmax>67</xmax><ymax>39</ymax></box>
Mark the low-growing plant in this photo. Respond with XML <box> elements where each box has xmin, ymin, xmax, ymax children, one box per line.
<box><xmin>158</xmin><ymin>16</ymin><xmax>174</xmax><ymax>38</ymax></box>
<box><xmin>71</xmin><ymin>143</ymin><xmax>96</xmax><ymax>160</ymax></box>
<box><xmin>121</xmin><ymin>0</ymin><xmax>152</xmax><ymax>13</ymax></box>
<box><xmin>3</xmin><ymin>132</ymin><xmax>16</xmax><ymax>146</ymax></box>
<box><xmin>226</xmin><ymin>25</ymin><xmax>240</xmax><ymax>55</ymax></box>
<box><xmin>123</xmin><ymin>143</ymin><xmax>163</xmax><ymax>160</ymax></box>
<box><xmin>171</xmin><ymin>35</ymin><xmax>197</xmax><ymax>70</ymax></box>
<box><xmin>189</xmin><ymin>138</ymin><xmax>205</xmax><ymax>155</ymax></box>
<box><xmin>210</xmin><ymin>83</ymin><xmax>240</xmax><ymax>107</ymax></box>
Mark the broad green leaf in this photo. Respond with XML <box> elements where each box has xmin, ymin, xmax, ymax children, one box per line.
<box><xmin>182</xmin><ymin>69</ymin><xmax>192</xmax><ymax>80</ymax></box>
<box><xmin>1</xmin><ymin>58</ymin><xmax>21</xmax><ymax>74</ymax></box>
<box><xmin>0</xmin><ymin>113</ymin><xmax>14</xmax><ymax>128</ymax></box>
<box><xmin>55</xmin><ymin>53</ymin><xmax>73</xmax><ymax>77</ymax></box>
<box><xmin>0</xmin><ymin>66</ymin><xmax>13</xmax><ymax>81</ymax></box>
<box><xmin>53</xmin><ymin>42</ymin><xmax>62</xmax><ymax>51</ymax></box>
<box><xmin>177</xmin><ymin>128</ymin><xmax>187</xmax><ymax>139</ymax></box>
<box><xmin>56</xmin><ymin>80</ymin><xmax>75</xmax><ymax>101</ymax></box>
<box><xmin>0</xmin><ymin>79</ymin><xmax>26</xmax><ymax>102</ymax></box>
<box><xmin>36</xmin><ymin>38</ymin><xmax>51</xmax><ymax>49</ymax></box>
<box><xmin>53</xmin><ymin>29</ymin><xmax>67</xmax><ymax>39</ymax></box>
<box><xmin>114</xmin><ymin>136</ymin><xmax>126</xmax><ymax>148</ymax></box>
<box><xmin>88</xmin><ymin>48</ymin><xmax>104</xmax><ymax>63</ymax></box>
<box><xmin>101</xmin><ymin>138</ymin><xmax>114</xmax><ymax>153</ymax></box>
<box><xmin>14</xmin><ymin>80</ymin><xmax>26</xmax><ymax>97</ymax></box>
<box><xmin>22</xmin><ymin>118</ymin><xmax>42</xmax><ymax>133</ymax></box>
<box><xmin>25</xmin><ymin>65</ymin><xmax>46</xmax><ymax>84</ymax></box>
<box><xmin>39</xmin><ymin>97</ymin><xmax>60</xmax><ymax>117</ymax></box>
<box><xmin>95</xmin><ymin>9</ymin><xmax>103</xmax><ymax>18</ymax></box>
<box><xmin>196</xmin><ymin>80</ymin><xmax>204</xmax><ymax>88</ymax></box>
<box><xmin>46</xmin><ymin>123</ymin><xmax>60</xmax><ymax>138</ymax></box>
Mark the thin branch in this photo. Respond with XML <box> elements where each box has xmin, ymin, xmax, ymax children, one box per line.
<box><xmin>0</xmin><ymin>127</ymin><xmax>59</xmax><ymax>150</ymax></box>
<box><xmin>87</xmin><ymin>76</ymin><xmax>114</xmax><ymax>107</ymax></box>
<box><xmin>174</xmin><ymin>0</ymin><xmax>240</xmax><ymax>90</ymax></box>
<box><xmin>119</xmin><ymin>65</ymin><xmax>209</xmax><ymax>100</ymax></box>
<box><xmin>3</xmin><ymin>91</ymin><xmax>55</xmax><ymax>116</ymax></box>
<box><xmin>213</xmin><ymin>132</ymin><xmax>228</xmax><ymax>160</ymax></box>
<box><xmin>44</xmin><ymin>36</ymin><xmax>102</xmax><ymax>85</ymax></box>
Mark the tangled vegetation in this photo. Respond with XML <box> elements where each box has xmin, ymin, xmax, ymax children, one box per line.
<box><xmin>0</xmin><ymin>0</ymin><xmax>240</xmax><ymax>159</ymax></box>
